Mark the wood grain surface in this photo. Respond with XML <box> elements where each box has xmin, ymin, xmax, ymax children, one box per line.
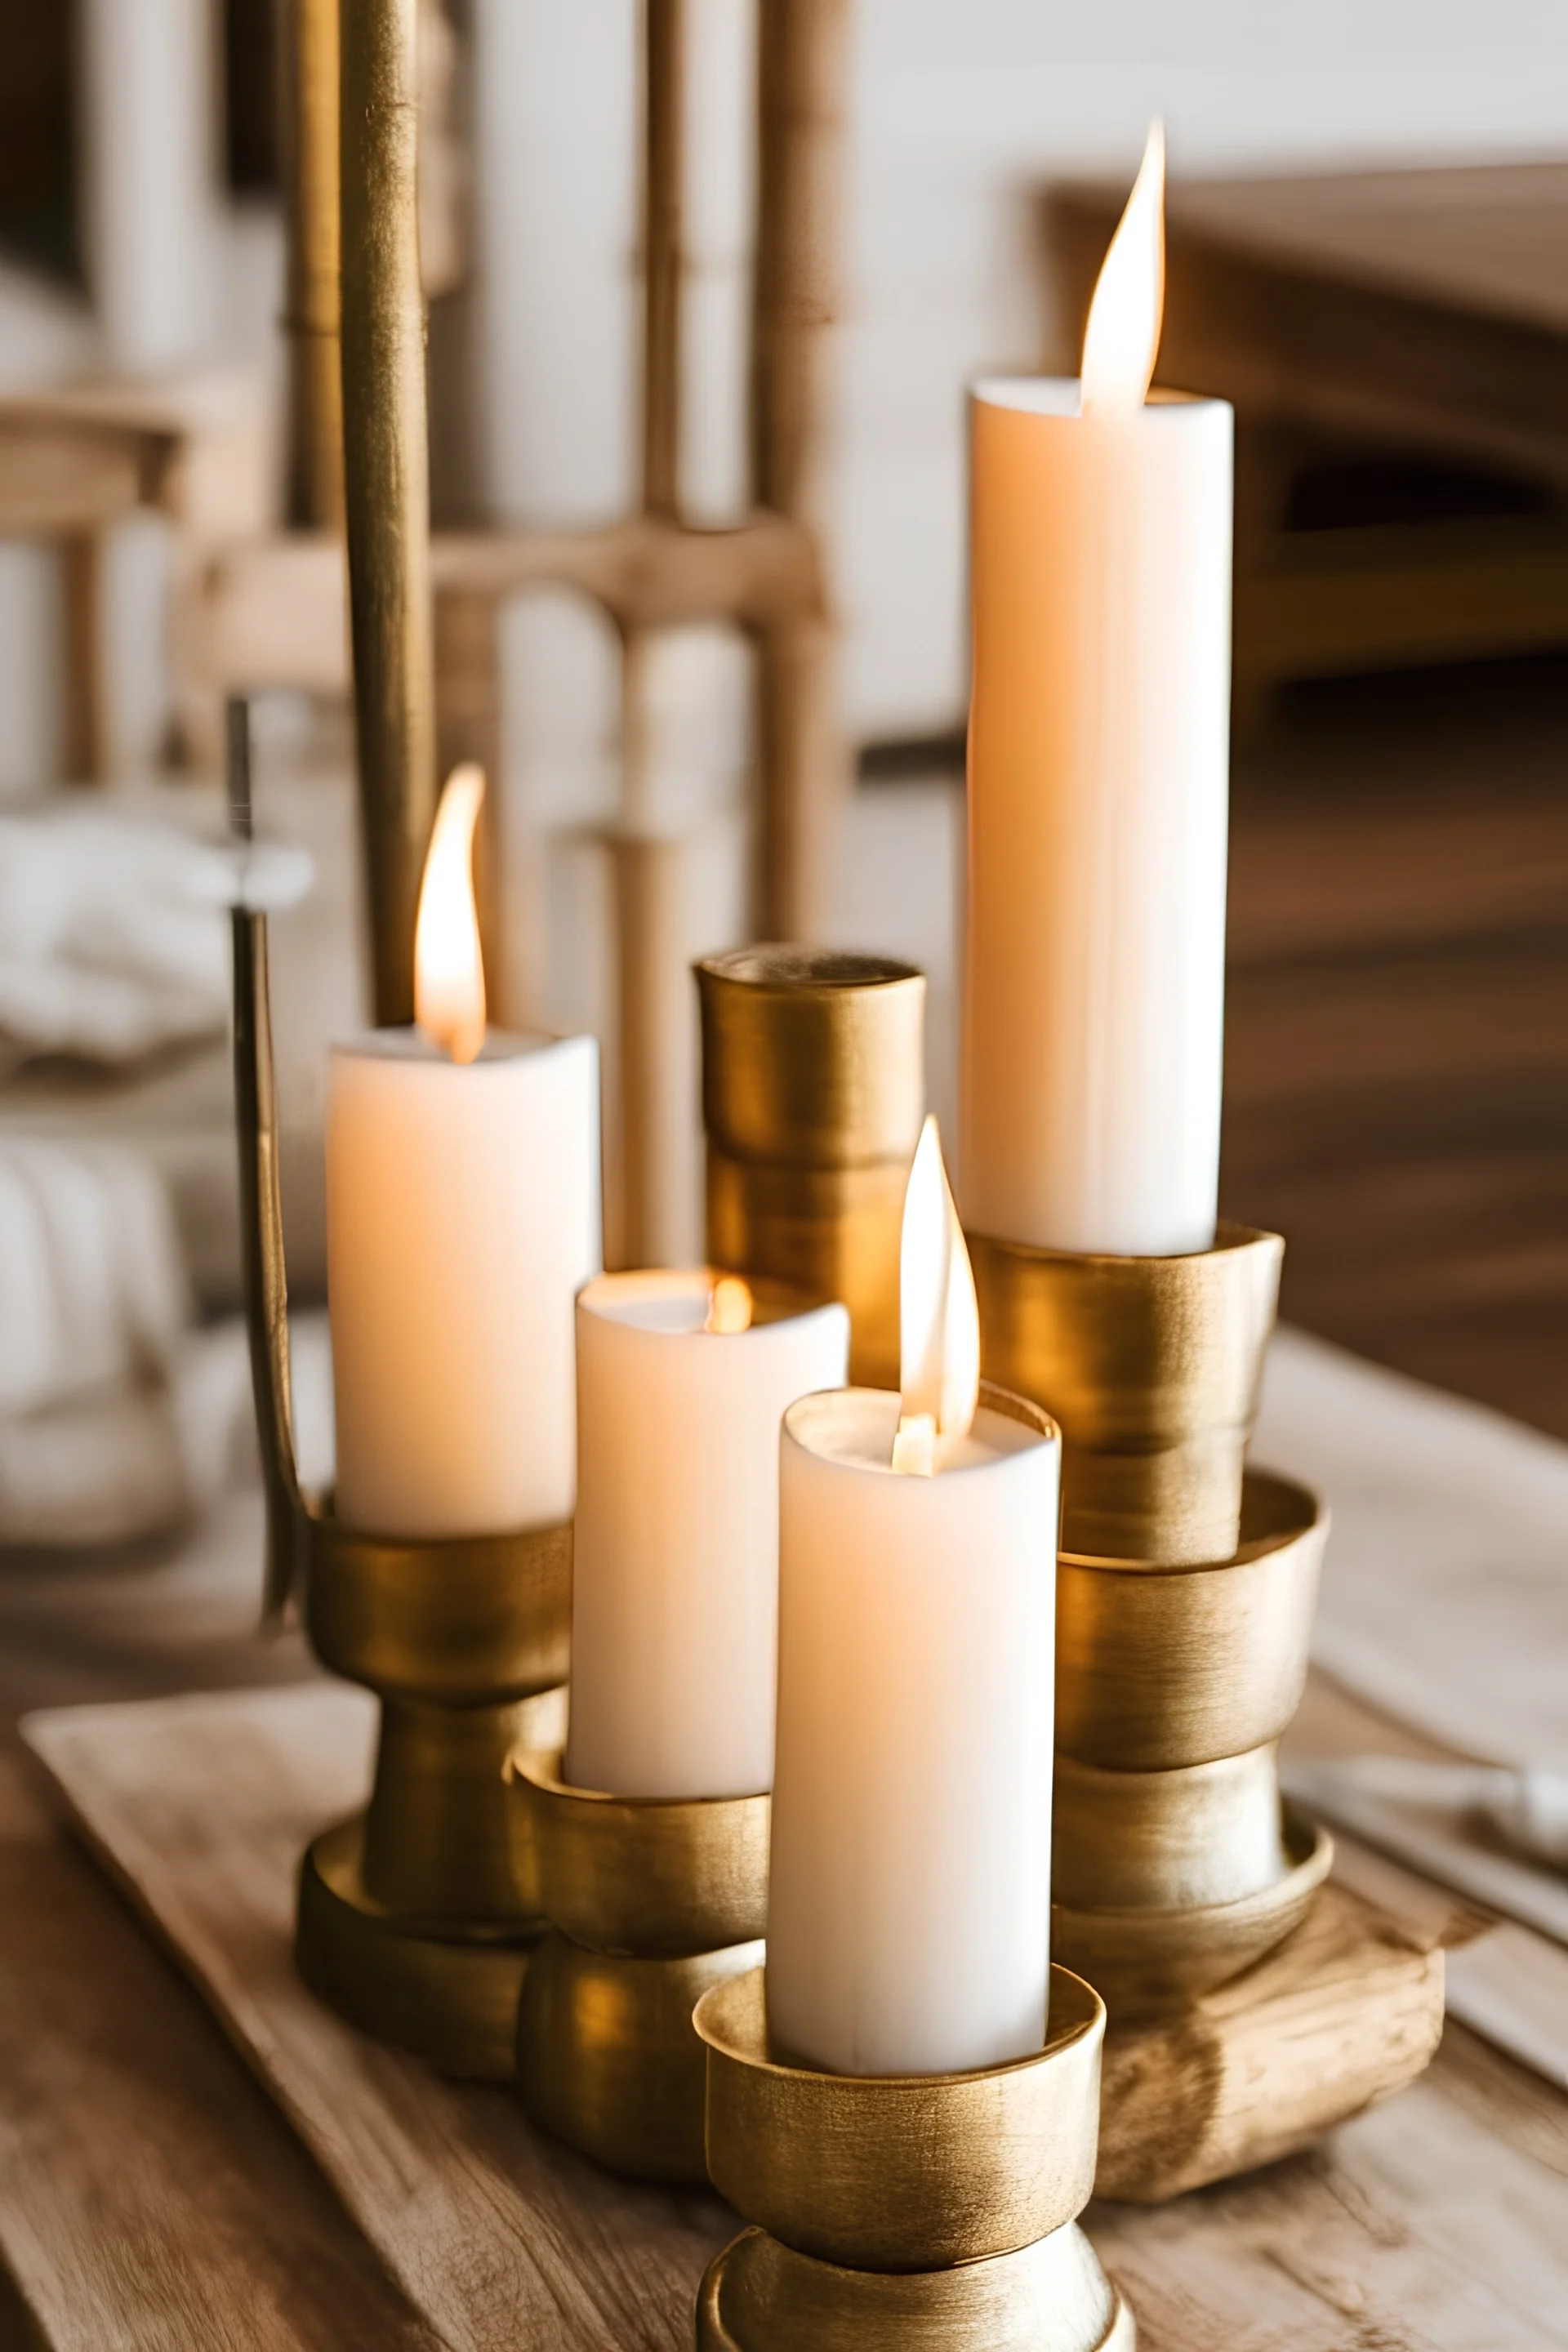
<box><xmin>22</xmin><ymin>1677</ymin><xmax>1568</xmax><ymax>2352</ymax></box>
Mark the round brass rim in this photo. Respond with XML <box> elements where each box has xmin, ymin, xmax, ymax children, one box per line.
<box><xmin>512</xmin><ymin>1747</ymin><xmax>770</xmax><ymax>1957</ymax></box>
<box><xmin>303</xmin><ymin>1512</ymin><xmax>572</xmax><ymax>1700</ymax></box>
<box><xmin>1058</xmin><ymin>1471</ymin><xmax>1326</xmax><ymax>1769</ymax></box>
<box><xmin>695</xmin><ymin>1964</ymin><xmax>1103</xmax><ymax>2271</ymax></box>
<box><xmin>969</xmin><ymin>1221</ymin><xmax>1282</xmax><ymax>1566</ymax></box>
<box><xmin>296</xmin><ymin>1819</ymin><xmax>537</xmax><ymax>2080</ymax></box>
<box><xmin>516</xmin><ymin>1930</ymin><xmax>763</xmax><ymax>2184</ymax></box>
<box><xmin>1052</xmin><ymin>1809</ymin><xmax>1334</xmax><ymax>2020</ymax></box>
<box><xmin>696</xmin><ymin>2224</ymin><xmax>1135</xmax><ymax>2352</ymax></box>
<box><xmin>1053</xmin><ymin>1744</ymin><xmax>1291</xmax><ymax>1913</ymax></box>
<box><xmin>697</xmin><ymin>947</ymin><xmax>925</xmax><ymax>1170</ymax></box>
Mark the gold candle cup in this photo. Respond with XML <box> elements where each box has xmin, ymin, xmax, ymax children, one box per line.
<box><xmin>694</xmin><ymin>1967</ymin><xmax>1131</xmax><ymax>2350</ymax></box>
<box><xmin>697</xmin><ymin>947</ymin><xmax>925</xmax><ymax>1389</ymax></box>
<box><xmin>970</xmin><ymin>1222</ymin><xmax>1283</xmax><ymax>1566</ymax></box>
<box><xmin>514</xmin><ymin>1748</ymin><xmax>768</xmax><ymax>2183</ymax></box>
<box><xmin>1056</xmin><ymin>1472</ymin><xmax>1325</xmax><ymax>1771</ymax></box>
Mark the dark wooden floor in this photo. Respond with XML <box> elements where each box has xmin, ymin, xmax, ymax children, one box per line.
<box><xmin>1223</xmin><ymin>653</ymin><xmax>1568</xmax><ymax>1439</ymax></box>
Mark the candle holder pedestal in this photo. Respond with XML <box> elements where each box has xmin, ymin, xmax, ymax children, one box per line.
<box><xmin>513</xmin><ymin>1748</ymin><xmax>768</xmax><ymax>2182</ymax></box>
<box><xmin>293</xmin><ymin>1520</ymin><xmax>571</xmax><ymax>2079</ymax></box>
<box><xmin>693</xmin><ymin>1966</ymin><xmax>1132</xmax><ymax>2352</ymax></box>
<box><xmin>697</xmin><ymin>948</ymin><xmax>925</xmax><ymax>1388</ymax></box>
<box><xmin>972</xmin><ymin>1225</ymin><xmax>1443</xmax><ymax>2184</ymax></box>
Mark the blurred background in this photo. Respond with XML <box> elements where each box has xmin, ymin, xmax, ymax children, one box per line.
<box><xmin>0</xmin><ymin>0</ymin><xmax>1566</xmax><ymax>1655</ymax></box>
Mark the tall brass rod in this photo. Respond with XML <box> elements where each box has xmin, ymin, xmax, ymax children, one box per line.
<box><xmin>751</xmin><ymin>0</ymin><xmax>849</xmax><ymax>942</ymax></box>
<box><xmin>279</xmin><ymin>0</ymin><xmax>345</xmax><ymax>528</ymax></box>
<box><xmin>642</xmin><ymin>0</ymin><xmax>685</xmax><ymax>519</ymax></box>
<box><xmin>227</xmin><ymin>702</ymin><xmax>303</xmax><ymax>1624</ymax></box>
<box><xmin>340</xmin><ymin>0</ymin><xmax>439</xmax><ymax>1025</ymax></box>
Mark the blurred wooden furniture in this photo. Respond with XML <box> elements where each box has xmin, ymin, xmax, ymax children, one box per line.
<box><xmin>1050</xmin><ymin>163</ymin><xmax>1568</xmax><ymax>709</ymax></box>
<box><xmin>0</xmin><ymin>375</ymin><xmax>270</xmax><ymax>778</ymax></box>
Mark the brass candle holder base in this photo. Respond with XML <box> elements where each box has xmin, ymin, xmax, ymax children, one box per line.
<box><xmin>514</xmin><ymin>1748</ymin><xmax>768</xmax><ymax>2182</ymax></box>
<box><xmin>697</xmin><ymin>948</ymin><xmax>925</xmax><ymax>1388</ymax></box>
<box><xmin>294</xmin><ymin>1520</ymin><xmax>572</xmax><ymax>2078</ymax></box>
<box><xmin>969</xmin><ymin>1222</ymin><xmax>1282</xmax><ymax>1566</ymax></box>
<box><xmin>693</xmin><ymin>1967</ymin><xmax>1132</xmax><ymax>2351</ymax></box>
<box><xmin>1051</xmin><ymin>1470</ymin><xmax>1332</xmax><ymax>2014</ymax></box>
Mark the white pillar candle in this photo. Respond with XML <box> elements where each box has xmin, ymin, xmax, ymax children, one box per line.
<box><xmin>327</xmin><ymin>770</ymin><xmax>601</xmax><ymax>1537</ymax></box>
<box><xmin>566</xmin><ymin>1270</ymin><xmax>849</xmax><ymax>1802</ymax></box>
<box><xmin>766</xmin><ymin>1121</ymin><xmax>1060</xmax><ymax>2076</ymax></box>
<box><xmin>961</xmin><ymin>127</ymin><xmax>1232</xmax><ymax>1258</ymax></box>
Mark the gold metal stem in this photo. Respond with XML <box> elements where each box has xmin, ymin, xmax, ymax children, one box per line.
<box><xmin>228</xmin><ymin>702</ymin><xmax>303</xmax><ymax>1624</ymax></box>
<box><xmin>752</xmin><ymin>0</ymin><xmax>849</xmax><ymax>939</ymax></box>
<box><xmin>279</xmin><ymin>0</ymin><xmax>344</xmax><ymax>528</ymax></box>
<box><xmin>340</xmin><ymin>0</ymin><xmax>439</xmax><ymax>1025</ymax></box>
<box><xmin>642</xmin><ymin>0</ymin><xmax>685</xmax><ymax>520</ymax></box>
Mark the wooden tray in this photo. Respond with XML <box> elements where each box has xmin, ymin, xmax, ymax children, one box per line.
<box><xmin>20</xmin><ymin>1682</ymin><xmax>1505</xmax><ymax>2352</ymax></box>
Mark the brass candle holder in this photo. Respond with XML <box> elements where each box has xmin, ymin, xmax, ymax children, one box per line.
<box><xmin>693</xmin><ymin>1966</ymin><xmax>1132</xmax><ymax>2352</ymax></box>
<box><xmin>513</xmin><ymin>1748</ymin><xmax>768</xmax><ymax>2182</ymax></box>
<box><xmin>233</xmin><ymin>898</ymin><xmax>570</xmax><ymax>2079</ymax></box>
<box><xmin>696</xmin><ymin>948</ymin><xmax>924</xmax><ymax>1387</ymax></box>
<box><xmin>972</xmin><ymin>1223</ymin><xmax>1329</xmax><ymax>2019</ymax></box>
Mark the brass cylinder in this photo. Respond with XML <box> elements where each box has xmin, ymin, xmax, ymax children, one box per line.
<box><xmin>695</xmin><ymin>1965</ymin><xmax>1130</xmax><ymax>2349</ymax></box>
<box><xmin>1056</xmin><ymin>1471</ymin><xmax>1325</xmax><ymax>1771</ymax></box>
<box><xmin>697</xmin><ymin>947</ymin><xmax>924</xmax><ymax>1387</ymax></box>
<box><xmin>969</xmin><ymin>1222</ymin><xmax>1283</xmax><ymax>1565</ymax></box>
<box><xmin>279</xmin><ymin>0</ymin><xmax>344</xmax><ymax>528</ymax></box>
<box><xmin>513</xmin><ymin>1749</ymin><xmax>768</xmax><ymax>2182</ymax></box>
<box><xmin>339</xmin><ymin>0</ymin><xmax>438</xmax><ymax>1024</ymax></box>
<box><xmin>1053</xmin><ymin>1746</ymin><xmax>1290</xmax><ymax>1913</ymax></box>
<box><xmin>361</xmin><ymin>1697</ymin><xmax>544</xmax><ymax>1921</ymax></box>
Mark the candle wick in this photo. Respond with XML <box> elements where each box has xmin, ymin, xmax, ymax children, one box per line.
<box><xmin>892</xmin><ymin>1413</ymin><xmax>937</xmax><ymax>1477</ymax></box>
<box><xmin>704</xmin><ymin>1275</ymin><xmax>754</xmax><ymax>1335</ymax></box>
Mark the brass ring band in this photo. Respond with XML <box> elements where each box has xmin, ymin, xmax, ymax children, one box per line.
<box><xmin>512</xmin><ymin>1748</ymin><xmax>769</xmax><ymax>1955</ymax></box>
<box><xmin>970</xmin><ymin>1222</ymin><xmax>1283</xmax><ymax>1565</ymax></box>
<box><xmin>1053</xmin><ymin>1744</ymin><xmax>1291</xmax><ymax>1912</ymax></box>
<box><xmin>697</xmin><ymin>2222</ymin><xmax>1136</xmax><ymax>2352</ymax></box>
<box><xmin>1057</xmin><ymin>1471</ymin><xmax>1325</xmax><ymax>1770</ymax></box>
<box><xmin>1053</xmin><ymin>1808</ymin><xmax>1334</xmax><ymax>2020</ymax></box>
<box><xmin>304</xmin><ymin>1512</ymin><xmax>572</xmax><ymax>1702</ymax></box>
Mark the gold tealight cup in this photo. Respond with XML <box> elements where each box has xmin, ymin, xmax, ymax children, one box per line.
<box><xmin>513</xmin><ymin>1748</ymin><xmax>768</xmax><ymax>2182</ymax></box>
<box><xmin>694</xmin><ymin>1967</ymin><xmax>1132</xmax><ymax>2351</ymax></box>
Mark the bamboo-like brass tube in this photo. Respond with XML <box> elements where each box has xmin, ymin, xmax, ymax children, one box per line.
<box><xmin>279</xmin><ymin>0</ymin><xmax>344</xmax><ymax>528</ymax></box>
<box><xmin>340</xmin><ymin>0</ymin><xmax>438</xmax><ymax>1025</ymax></box>
<box><xmin>642</xmin><ymin>0</ymin><xmax>685</xmax><ymax>519</ymax></box>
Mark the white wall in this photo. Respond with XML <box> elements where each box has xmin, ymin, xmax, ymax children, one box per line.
<box><xmin>839</xmin><ymin>0</ymin><xmax>1568</xmax><ymax>738</ymax></box>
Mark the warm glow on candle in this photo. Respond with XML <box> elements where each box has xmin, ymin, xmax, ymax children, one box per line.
<box><xmin>415</xmin><ymin>764</ymin><xmax>487</xmax><ymax>1064</ymax></box>
<box><xmin>1080</xmin><ymin>119</ymin><xmax>1165</xmax><ymax>416</ymax></box>
<box><xmin>705</xmin><ymin>1274</ymin><xmax>754</xmax><ymax>1334</ymax></box>
<box><xmin>896</xmin><ymin>1116</ymin><xmax>979</xmax><ymax>1472</ymax></box>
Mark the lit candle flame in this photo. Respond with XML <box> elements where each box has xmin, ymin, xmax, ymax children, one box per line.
<box><xmin>895</xmin><ymin>1115</ymin><xmax>979</xmax><ymax>1474</ymax></box>
<box><xmin>1080</xmin><ymin>119</ymin><xmax>1165</xmax><ymax>416</ymax></box>
<box><xmin>705</xmin><ymin>1274</ymin><xmax>754</xmax><ymax>1334</ymax></box>
<box><xmin>415</xmin><ymin>764</ymin><xmax>487</xmax><ymax>1065</ymax></box>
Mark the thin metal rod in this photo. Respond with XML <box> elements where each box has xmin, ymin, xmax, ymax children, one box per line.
<box><xmin>340</xmin><ymin>0</ymin><xmax>439</xmax><ymax>1026</ymax></box>
<box><xmin>278</xmin><ymin>0</ymin><xmax>344</xmax><ymax>528</ymax></box>
<box><xmin>642</xmin><ymin>0</ymin><xmax>685</xmax><ymax>519</ymax></box>
<box><xmin>227</xmin><ymin>698</ymin><xmax>303</xmax><ymax>1624</ymax></box>
<box><xmin>751</xmin><ymin>0</ymin><xmax>849</xmax><ymax>942</ymax></box>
